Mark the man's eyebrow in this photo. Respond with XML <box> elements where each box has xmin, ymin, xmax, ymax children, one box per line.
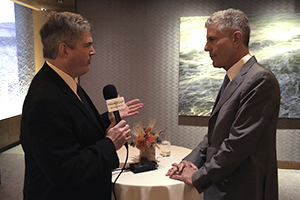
<box><xmin>207</xmin><ymin>36</ymin><xmax>215</xmax><ymax>40</ymax></box>
<box><xmin>86</xmin><ymin>42</ymin><xmax>93</xmax><ymax>46</ymax></box>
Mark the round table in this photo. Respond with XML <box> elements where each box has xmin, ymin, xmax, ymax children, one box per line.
<box><xmin>112</xmin><ymin>145</ymin><xmax>202</xmax><ymax>200</ymax></box>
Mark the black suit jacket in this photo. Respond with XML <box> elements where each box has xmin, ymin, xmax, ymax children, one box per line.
<box><xmin>20</xmin><ymin>62</ymin><xmax>119</xmax><ymax>200</ymax></box>
<box><xmin>184</xmin><ymin>57</ymin><xmax>280</xmax><ymax>200</ymax></box>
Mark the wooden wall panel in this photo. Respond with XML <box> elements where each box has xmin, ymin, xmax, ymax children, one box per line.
<box><xmin>0</xmin><ymin>115</ymin><xmax>21</xmax><ymax>152</ymax></box>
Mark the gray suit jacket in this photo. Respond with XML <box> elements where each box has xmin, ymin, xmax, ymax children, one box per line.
<box><xmin>184</xmin><ymin>56</ymin><xmax>280</xmax><ymax>200</ymax></box>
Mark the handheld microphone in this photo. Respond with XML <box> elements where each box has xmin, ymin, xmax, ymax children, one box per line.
<box><xmin>103</xmin><ymin>84</ymin><xmax>128</xmax><ymax>148</ymax></box>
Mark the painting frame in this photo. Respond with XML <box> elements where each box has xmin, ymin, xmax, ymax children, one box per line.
<box><xmin>178</xmin><ymin>13</ymin><xmax>300</xmax><ymax>129</ymax></box>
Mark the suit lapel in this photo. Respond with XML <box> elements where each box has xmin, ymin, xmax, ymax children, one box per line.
<box><xmin>43</xmin><ymin>63</ymin><xmax>104</xmax><ymax>133</ymax></box>
<box><xmin>63</xmin><ymin>85</ymin><xmax>105</xmax><ymax>132</ymax></box>
<box><xmin>210</xmin><ymin>56</ymin><xmax>257</xmax><ymax>118</ymax></box>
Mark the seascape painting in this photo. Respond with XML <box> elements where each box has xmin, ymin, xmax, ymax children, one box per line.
<box><xmin>179</xmin><ymin>13</ymin><xmax>300</xmax><ymax>118</ymax></box>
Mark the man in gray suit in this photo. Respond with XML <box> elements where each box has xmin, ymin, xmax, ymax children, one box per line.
<box><xmin>166</xmin><ymin>8</ymin><xmax>280</xmax><ymax>200</ymax></box>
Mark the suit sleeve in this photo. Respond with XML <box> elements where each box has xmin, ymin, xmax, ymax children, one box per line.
<box><xmin>99</xmin><ymin>111</ymin><xmax>111</xmax><ymax>130</ymax></box>
<box><xmin>190</xmin><ymin>70</ymin><xmax>280</xmax><ymax>193</ymax></box>
<box><xmin>184</xmin><ymin>134</ymin><xmax>208</xmax><ymax>168</ymax></box>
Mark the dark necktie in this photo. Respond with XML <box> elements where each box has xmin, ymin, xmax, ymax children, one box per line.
<box><xmin>220</xmin><ymin>74</ymin><xmax>230</xmax><ymax>97</ymax></box>
<box><xmin>77</xmin><ymin>84</ymin><xmax>97</xmax><ymax>121</ymax></box>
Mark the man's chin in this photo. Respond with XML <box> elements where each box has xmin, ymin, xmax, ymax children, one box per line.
<box><xmin>212</xmin><ymin>63</ymin><xmax>222</xmax><ymax>69</ymax></box>
<box><xmin>79</xmin><ymin>67</ymin><xmax>89</xmax><ymax>76</ymax></box>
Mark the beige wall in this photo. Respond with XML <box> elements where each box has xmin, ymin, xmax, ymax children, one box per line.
<box><xmin>32</xmin><ymin>10</ymin><xmax>47</xmax><ymax>72</ymax></box>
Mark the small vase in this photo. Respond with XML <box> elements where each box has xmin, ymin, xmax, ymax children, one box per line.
<box><xmin>139</xmin><ymin>145</ymin><xmax>156</xmax><ymax>161</ymax></box>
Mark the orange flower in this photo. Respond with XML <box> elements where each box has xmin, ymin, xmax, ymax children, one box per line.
<box><xmin>135</xmin><ymin>132</ymin><xmax>156</xmax><ymax>151</ymax></box>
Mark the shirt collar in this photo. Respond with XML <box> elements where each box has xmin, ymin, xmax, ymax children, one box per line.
<box><xmin>227</xmin><ymin>54</ymin><xmax>252</xmax><ymax>80</ymax></box>
<box><xmin>46</xmin><ymin>61</ymin><xmax>78</xmax><ymax>96</ymax></box>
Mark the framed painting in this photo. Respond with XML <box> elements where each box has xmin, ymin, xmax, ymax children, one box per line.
<box><xmin>179</xmin><ymin>13</ymin><xmax>300</xmax><ymax>128</ymax></box>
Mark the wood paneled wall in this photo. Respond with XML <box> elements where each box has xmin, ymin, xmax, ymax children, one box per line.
<box><xmin>0</xmin><ymin>115</ymin><xmax>21</xmax><ymax>152</ymax></box>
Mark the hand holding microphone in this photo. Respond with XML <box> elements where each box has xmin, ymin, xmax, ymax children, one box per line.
<box><xmin>105</xmin><ymin>120</ymin><xmax>131</xmax><ymax>150</ymax></box>
<box><xmin>103</xmin><ymin>84</ymin><xmax>130</xmax><ymax>149</ymax></box>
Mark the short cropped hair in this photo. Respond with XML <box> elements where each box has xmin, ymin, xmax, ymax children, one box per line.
<box><xmin>40</xmin><ymin>12</ymin><xmax>93</xmax><ymax>59</ymax></box>
<box><xmin>205</xmin><ymin>8</ymin><xmax>250</xmax><ymax>46</ymax></box>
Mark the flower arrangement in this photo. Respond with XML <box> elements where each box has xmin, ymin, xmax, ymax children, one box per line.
<box><xmin>130</xmin><ymin>118</ymin><xmax>162</xmax><ymax>151</ymax></box>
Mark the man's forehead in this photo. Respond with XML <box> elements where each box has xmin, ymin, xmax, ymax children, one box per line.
<box><xmin>206</xmin><ymin>25</ymin><xmax>219</xmax><ymax>36</ymax></box>
<box><xmin>79</xmin><ymin>32</ymin><xmax>93</xmax><ymax>42</ymax></box>
<box><xmin>206</xmin><ymin>25</ymin><xmax>230</xmax><ymax>38</ymax></box>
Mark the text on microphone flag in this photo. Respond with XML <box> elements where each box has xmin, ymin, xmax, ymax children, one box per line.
<box><xmin>106</xmin><ymin>97</ymin><xmax>126</xmax><ymax>112</ymax></box>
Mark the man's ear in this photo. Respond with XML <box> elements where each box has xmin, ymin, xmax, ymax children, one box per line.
<box><xmin>232</xmin><ymin>31</ymin><xmax>243</xmax><ymax>46</ymax></box>
<box><xmin>58</xmin><ymin>43</ymin><xmax>68</xmax><ymax>57</ymax></box>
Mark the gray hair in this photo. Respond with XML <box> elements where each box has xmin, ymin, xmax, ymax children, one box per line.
<box><xmin>40</xmin><ymin>12</ymin><xmax>93</xmax><ymax>59</ymax></box>
<box><xmin>205</xmin><ymin>8</ymin><xmax>250</xmax><ymax>46</ymax></box>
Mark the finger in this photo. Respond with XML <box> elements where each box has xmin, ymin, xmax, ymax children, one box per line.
<box><xmin>129</xmin><ymin>104</ymin><xmax>143</xmax><ymax>111</ymax></box>
<box><xmin>180</xmin><ymin>160</ymin><xmax>189</xmax><ymax>166</ymax></box>
<box><xmin>169</xmin><ymin>174</ymin><xmax>183</xmax><ymax>181</ymax></box>
<box><xmin>125</xmin><ymin>127</ymin><xmax>131</xmax><ymax>136</ymax></box>
<box><xmin>165</xmin><ymin>169</ymin><xmax>172</xmax><ymax>176</ymax></box>
<box><xmin>171</xmin><ymin>163</ymin><xmax>180</xmax><ymax>171</ymax></box>
<box><xmin>117</xmin><ymin>120</ymin><xmax>127</xmax><ymax>127</ymax></box>
<box><xmin>167</xmin><ymin>164</ymin><xmax>179</xmax><ymax>174</ymax></box>
<box><xmin>126</xmin><ymin>99</ymin><xmax>141</xmax><ymax>106</ymax></box>
<box><xmin>190</xmin><ymin>163</ymin><xmax>198</xmax><ymax>171</ymax></box>
<box><xmin>128</xmin><ymin>104</ymin><xmax>143</xmax><ymax>113</ymax></box>
<box><xmin>166</xmin><ymin>167</ymin><xmax>178</xmax><ymax>176</ymax></box>
<box><xmin>171</xmin><ymin>162</ymin><xmax>180</xmax><ymax>167</ymax></box>
<box><xmin>182</xmin><ymin>161</ymin><xmax>197</xmax><ymax>170</ymax></box>
<box><xmin>180</xmin><ymin>160</ymin><xmax>196</xmax><ymax>171</ymax></box>
<box><xmin>177</xmin><ymin>162</ymin><xmax>186</xmax><ymax>172</ymax></box>
<box><xmin>125</xmin><ymin>134</ymin><xmax>131</xmax><ymax>141</ymax></box>
<box><xmin>125</xmin><ymin>111</ymin><xmax>139</xmax><ymax>117</ymax></box>
<box><xmin>171</xmin><ymin>163</ymin><xmax>184</xmax><ymax>172</ymax></box>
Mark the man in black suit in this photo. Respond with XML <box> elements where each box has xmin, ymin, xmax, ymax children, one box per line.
<box><xmin>166</xmin><ymin>9</ymin><xmax>280</xmax><ymax>200</ymax></box>
<box><xmin>20</xmin><ymin>12</ymin><xmax>143</xmax><ymax>200</ymax></box>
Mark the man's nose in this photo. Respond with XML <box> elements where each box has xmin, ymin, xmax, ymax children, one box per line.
<box><xmin>90</xmin><ymin>46</ymin><xmax>96</xmax><ymax>55</ymax></box>
<box><xmin>204</xmin><ymin>42</ymin><xmax>209</xmax><ymax>51</ymax></box>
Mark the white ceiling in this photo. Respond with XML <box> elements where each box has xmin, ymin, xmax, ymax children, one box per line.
<box><xmin>11</xmin><ymin>0</ymin><xmax>75</xmax><ymax>12</ymax></box>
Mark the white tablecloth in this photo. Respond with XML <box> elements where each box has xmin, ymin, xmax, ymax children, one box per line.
<box><xmin>278</xmin><ymin>168</ymin><xmax>300</xmax><ymax>200</ymax></box>
<box><xmin>112</xmin><ymin>145</ymin><xmax>202</xmax><ymax>200</ymax></box>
